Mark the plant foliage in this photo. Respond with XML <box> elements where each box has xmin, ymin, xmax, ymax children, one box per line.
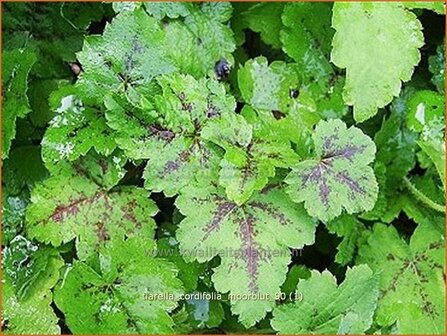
<box><xmin>1</xmin><ymin>2</ymin><xmax>445</xmax><ymax>335</ymax></box>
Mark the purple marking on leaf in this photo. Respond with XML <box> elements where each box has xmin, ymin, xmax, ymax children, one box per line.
<box><xmin>50</xmin><ymin>191</ymin><xmax>105</xmax><ymax>223</ymax></box>
<box><xmin>121</xmin><ymin>200</ymin><xmax>141</xmax><ymax>228</ymax></box>
<box><xmin>160</xmin><ymin>149</ymin><xmax>192</xmax><ymax>178</ymax></box>
<box><xmin>323</xmin><ymin>145</ymin><xmax>366</xmax><ymax>162</ymax></box>
<box><xmin>202</xmin><ymin>201</ymin><xmax>236</xmax><ymax>241</ymax></box>
<box><xmin>207</xmin><ymin>102</ymin><xmax>220</xmax><ymax>118</ymax></box>
<box><xmin>322</xmin><ymin>134</ymin><xmax>339</xmax><ymax>153</ymax></box>
<box><xmin>335</xmin><ymin>170</ymin><xmax>364</xmax><ymax>195</ymax></box>
<box><xmin>319</xmin><ymin>179</ymin><xmax>331</xmax><ymax>207</ymax></box>
<box><xmin>238</xmin><ymin>213</ymin><xmax>259</xmax><ymax>293</ymax></box>
<box><xmin>148</xmin><ymin>125</ymin><xmax>175</xmax><ymax>142</ymax></box>
<box><xmin>250</xmin><ymin>201</ymin><xmax>292</xmax><ymax>227</ymax></box>
<box><xmin>95</xmin><ymin>222</ymin><xmax>109</xmax><ymax>242</ymax></box>
<box><xmin>300</xmin><ymin>165</ymin><xmax>326</xmax><ymax>188</ymax></box>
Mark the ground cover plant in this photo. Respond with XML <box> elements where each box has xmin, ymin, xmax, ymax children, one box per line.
<box><xmin>1</xmin><ymin>1</ymin><xmax>446</xmax><ymax>334</ymax></box>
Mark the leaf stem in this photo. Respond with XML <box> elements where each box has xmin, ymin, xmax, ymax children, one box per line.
<box><xmin>403</xmin><ymin>177</ymin><xmax>445</xmax><ymax>213</ymax></box>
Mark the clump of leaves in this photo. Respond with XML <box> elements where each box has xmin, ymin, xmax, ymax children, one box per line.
<box><xmin>2</xmin><ymin>2</ymin><xmax>445</xmax><ymax>335</ymax></box>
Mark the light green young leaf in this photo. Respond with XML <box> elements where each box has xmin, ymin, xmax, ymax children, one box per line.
<box><xmin>162</xmin><ymin>2</ymin><xmax>235</xmax><ymax>78</ymax></box>
<box><xmin>42</xmin><ymin>85</ymin><xmax>117</xmax><ymax>171</ymax></box>
<box><xmin>112</xmin><ymin>2</ymin><xmax>142</xmax><ymax>13</ymax></box>
<box><xmin>271</xmin><ymin>265</ymin><xmax>379</xmax><ymax>334</ymax></box>
<box><xmin>358</xmin><ymin>223</ymin><xmax>445</xmax><ymax>334</ymax></box>
<box><xmin>26</xmin><ymin>158</ymin><xmax>157</xmax><ymax>260</ymax></box>
<box><xmin>202</xmin><ymin>113</ymin><xmax>299</xmax><ymax>204</ymax></box>
<box><xmin>413</xmin><ymin>97</ymin><xmax>446</xmax><ymax>189</ymax></box>
<box><xmin>238</xmin><ymin>57</ymin><xmax>298</xmax><ymax>112</ymax></box>
<box><xmin>331</xmin><ymin>2</ymin><xmax>424</xmax><ymax>122</ymax></box>
<box><xmin>238</xmin><ymin>57</ymin><xmax>320</xmax><ymax>129</ymax></box>
<box><xmin>2</xmin><ymin>46</ymin><xmax>37</xmax><ymax>159</ymax></box>
<box><xmin>286</xmin><ymin>119</ymin><xmax>378</xmax><ymax>222</ymax></box>
<box><xmin>54</xmin><ymin>238</ymin><xmax>184</xmax><ymax>334</ymax></box>
<box><xmin>175</xmin><ymin>182</ymin><xmax>316</xmax><ymax>327</ymax></box>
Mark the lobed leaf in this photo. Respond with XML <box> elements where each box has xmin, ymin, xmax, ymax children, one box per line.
<box><xmin>331</xmin><ymin>2</ymin><xmax>424</xmax><ymax>122</ymax></box>
<box><xmin>358</xmin><ymin>223</ymin><xmax>445</xmax><ymax>333</ymax></box>
<box><xmin>176</xmin><ymin>182</ymin><xmax>316</xmax><ymax>327</ymax></box>
<box><xmin>286</xmin><ymin>119</ymin><xmax>378</xmax><ymax>221</ymax></box>
<box><xmin>271</xmin><ymin>265</ymin><xmax>379</xmax><ymax>334</ymax></box>
<box><xmin>2</xmin><ymin>46</ymin><xmax>37</xmax><ymax>159</ymax></box>
<box><xmin>54</xmin><ymin>237</ymin><xmax>184</xmax><ymax>334</ymax></box>
<box><xmin>26</xmin><ymin>156</ymin><xmax>157</xmax><ymax>259</ymax></box>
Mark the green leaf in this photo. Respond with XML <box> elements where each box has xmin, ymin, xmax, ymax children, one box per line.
<box><xmin>175</xmin><ymin>182</ymin><xmax>316</xmax><ymax>327</ymax></box>
<box><xmin>326</xmin><ymin>214</ymin><xmax>366</xmax><ymax>265</ymax></box>
<box><xmin>407</xmin><ymin>90</ymin><xmax>444</xmax><ymax>133</ymax></box>
<box><xmin>2</xmin><ymin>189</ymin><xmax>29</xmax><ymax>245</ymax></box>
<box><xmin>280</xmin><ymin>265</ymin><xmax>311</xmax><ymax>299</ymax></box>
<box><xmin>28</xmin><ymin>79</ymin><xmax>60</xmax><ymax>128</ymax></box>
<box><xmin>2</xmin><ymin>46</ymin><xmax>37</xmax><ymax>159</ymax></box>
<box><xmin>78</xmin><ymin>4</ymin><xmax>235</xmax><ymax>105</ymax></box>
<box><xmin>2</xmin><ymin>237</ymin><xmax>63</xmax><ymax>335</ymax></box>
<box><xmin>54</xmin><ymin>237</ymin><xmax>184</xmax><ymax>334</ymax></box>
<box><xmin>281</xmin><ymin>2</ymin><xmax>334</xmax><ymax>82</ymax></box>
<box><xmin>271</xmin><ymin>265</ymin><xmax>379</xmax><ymax>334</ymax></box>
<box><xmin>157</xmin><ymin>237</ymin><xmax>204</xmax><ymax>293</ymax></box>
<box><xmin>162</xmin><ymin>2</ymin><xmax>235</xmax><ymax>78</ymax></box>
<box><xmin>358</xmin><ymin>223</ymin><xmax>445</xmax><ymax>333</ymax></box>
<box><xmin>2</xmin><ymin>236</ymin><xmax>64</xmax><ymax>300</ymax></box>
<box><xmin>2</xmin><ymin>275</ymin><xmax>60</xmax><ymax>334</ymax></box>
<box><xmin>286</xmin><ymin>119</ymin><xmax>378</xmax><ymax>221</ymax></box>
<box><xmin>239</xmin><ymin>57</ymin><xmax>297</xmax><ymax>112</ymax></box>
<box><xmin>2</xmin><ymin>146</ymin><xmax>48</xmax><ymax>195</ymax></box>
<box><xmin>26</xmin><ymin>157</ymin><xmax>158</xmax><ymax>259</ymax></box>
<box><xmin>77</xmin><ymin>8</ymin><xmax>175</xmax><ymax>103</ymax></box>
<box><xmin>243</xmin><ymin>3</ymin><xmax>285</xmax><ymax>49</ymax></box>
<box><xmin>331</xmin><ymin>2</ymin><xmax>424</xmax><ymax>122</ymax></box>
<box><xmin>105</xmin><ymin>73</ymin><xmax>236</xmax><ymax>196</ymax></box>
<box><xmin>374</xmin><ymin>88</ymin><xmax>418</xmax><ymax>188</ymax></box>
<box><xmin>42</xmin><ymin>85</ymin><xmax>117</xmax><ymax>171</ymax></box>
<box><xmin>143</xmin><ymin>2</ymin><xmax>192</xmax><ymax>19</ymax></box>
<box><xmin>202</xmin><ymin>112</ymin><xmax>299</xmax><ymax>204</ymax></box>
<box><xmin>429</xmin><ymin>42</ymin><xmax>446</xmax><ymax>93</ymax></box>
<box><xmin>405</xmin><ymin>2</ymin><xmax>446</xmax><ymax>14</ymax></box>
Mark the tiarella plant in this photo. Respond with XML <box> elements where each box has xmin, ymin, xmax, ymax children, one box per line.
<box><xmin>1</xmin><ymin>1</ymin><xmax>445</xmax><ymax>335</ymax></box>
